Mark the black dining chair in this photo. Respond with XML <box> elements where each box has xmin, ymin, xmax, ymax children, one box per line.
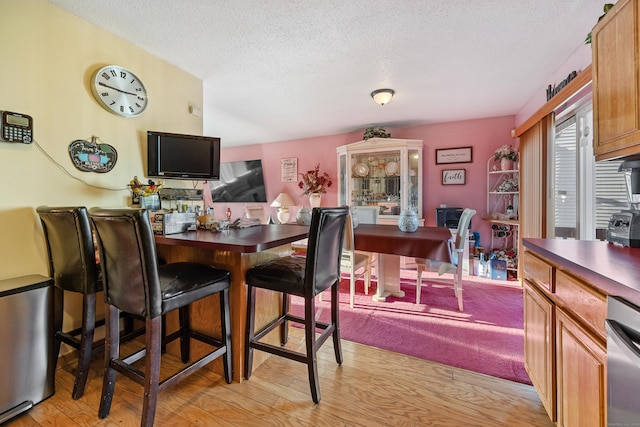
<box><xmin>37</xmin><ymin>206</ymin><xmax>142</xmax><ymax>400</ymax></box>
<box><xmin>244</xmin><ymin>206</ymin><xmax>349</xmax><ymax>403</ymax></box>
<box><xmin>88</xmin><ymin>207</ymin><xmax>232</xmax><ymax>427</ymax></box>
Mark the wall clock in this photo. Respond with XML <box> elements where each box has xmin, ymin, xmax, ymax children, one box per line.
<box><xmin>91</xmin><ymin>65</ymin><xmax>148</xmax><ymax>117</ymax></box>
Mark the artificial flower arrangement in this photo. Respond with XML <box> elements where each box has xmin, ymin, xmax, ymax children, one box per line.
<box><xmin>298</xmin><ymin>163</ymin><xmax>332</xmax><ymax>195</ymax></box>
<box><xmin>363</xmin><ymin>127</ymin><xmax>391</xmax><ymax>140</ymax></box>
<box><xmin>494</xmin><ymin>145</ymin><xmax>518</xmax><ymax>161</ymax></box>
<box><xmin>496</xmin><ymin>177</ymin><xmax>519</xmax><ymax>193</ymax></box>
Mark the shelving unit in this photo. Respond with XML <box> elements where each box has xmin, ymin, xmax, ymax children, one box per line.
<box><xmin>336</xmin><ymin>138</ymin><xmax>423</xmax><ymax>225</ymax></box>
<box><xmin>484</xmin><ymin>157</ymin><xmax>520</xmax><ymax>276</ymax></box>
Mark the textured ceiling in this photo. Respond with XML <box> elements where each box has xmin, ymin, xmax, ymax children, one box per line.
<box><xmin>49</xmin><ymin>0</ymin><xmax>607</xmax><ymax>147</ymax></box>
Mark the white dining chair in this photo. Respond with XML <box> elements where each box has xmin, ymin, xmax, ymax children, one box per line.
<box><xmin>342</xmin><ymin>212</ymin><xmax>373</xmax><ymax>308</ymax></box>
<box><xmin>415</xmin><ymin>208</ymin><xmax>476</xmax><ymax>310</ymax></box>
<box><xmin>351</xmin><ymin>206</ymin><xmax>379</xmax><ymax>296</ymax></box>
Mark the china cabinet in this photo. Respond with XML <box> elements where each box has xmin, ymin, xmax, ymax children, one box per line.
<box><xmin>336</xmin><ymin>138</ymin><xmax>423</xmax><ymax>225</ymax></box>
<box><xmin>484</xmin><ymin>156</ymin><xmax>519</xmax><ymax>275</ymax></box>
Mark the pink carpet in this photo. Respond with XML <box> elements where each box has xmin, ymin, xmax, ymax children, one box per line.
<box><xmin>290</xmin><ymin>271</ymin><xmax>531</xmax><ymax>385</ymax></box>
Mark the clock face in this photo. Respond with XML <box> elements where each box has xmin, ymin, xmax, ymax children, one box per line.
<box><xmin>91</xmin><ymin>65</ymin><xmax>148</xmax><ymax>117</ymax></box>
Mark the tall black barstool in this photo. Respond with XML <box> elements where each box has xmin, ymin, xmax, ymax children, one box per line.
<box><xmin>89</xmin><ymin>207</ymin><xmax>232</xmax><ymax>427</ymax></box>
<box><xmin>244</xmin><ymin>206</ymin><xmax>348</xmax><ymax>403</ymax></box>
<box><xmin>37</xmin><ymin>206</ymin><xmax>138</xmax><ymax>400</ymax></box>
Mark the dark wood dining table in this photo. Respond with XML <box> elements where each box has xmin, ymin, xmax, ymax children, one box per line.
<box><xmin>154</xmin><ymin>224</ymin><xmax>309</xmax><ymax>382</ymax></box>
<box><xmin>353</xmin><ymin>224</ymin><xmax>453</xmax><ymax>301</ymax></box>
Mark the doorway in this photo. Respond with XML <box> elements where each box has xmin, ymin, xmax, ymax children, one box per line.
<box><xmin>549</xmin><ymin>102</ymin><xmax>627</xmax><ymax>240</ymax></box>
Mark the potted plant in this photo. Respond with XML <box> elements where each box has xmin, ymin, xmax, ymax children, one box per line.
<box><xmin>363</xmin><ymin>127</ymin><xmax>391</xmax><ymax>140</ymax></box>
<box><xmin>494</xmin><ymin>145</ymin><xmax>518</xmax><ymax>171</ymax></box>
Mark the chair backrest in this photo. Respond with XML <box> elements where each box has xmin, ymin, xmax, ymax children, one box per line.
<box><xmin>355</xmin><ymin>206</ymin><xmax>379</xmax><ymax>224</ymax></box>
<box><xmin>89</xmin><ymin>208</ymin><xmax>162</xmax><ymax>318</ymax></box>
<box><xmin>37</xmin><ymin>206</ymin><xmax>101</xmax><ymax>294</ymax></box>
<box><xmin>342</xmin><ymin>212</ymin><xmax>356</xmax><ymax>252</ymax></box>
<box><xmin>453</xmin><ymin>208</ymin><xmax>477</xmax><ymax>250</ymax></box>
<box><xmin>304</xmin><ymin>207</ymin><xmax>349</xmax><ymax>296</ymax></box>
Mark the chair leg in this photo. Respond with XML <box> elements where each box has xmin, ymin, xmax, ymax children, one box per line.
<box><xmin>244</xmin><ymin>285</ymin><xmax>256</xmax><ymax>380</ymax></box>
<box><xmin>281</xmin><ymin>292</ymin><xmax>289</xmax><ymax>346</ymax></box>
<box><xmin>349</xmin><ymin>269</ymin><xmax>355</xmax><ymax>309</ymax></box>
<box><xmin>219</xmin><ymin>288</ymin><xmax>232</xmax><ymax>383</ymax></box>
<box><xmin>72</xmin><ymin>292</ymin><xmax>97</xmax><ymax>400</ymax></box>
<box><xmin>52</xmin><ymin>287</ymin><xmax>64</xmax><ymax>378</ymax></box>
<box><xmin>331</xmin><ymin>279</ymin><xmax>343</xmax><ymax>366</ymax></box>
<box><xmin>179</xmin><ymin>306</ymin><xmax>190</xmax><ymax>363</ymax></box>
<box><xmin>364</xmin><ymin>259</ymin><xmax>371</xmax><ymax>297</ymax></box>
<box><xmin>455</xmin><ymin>263</ymin><xmax>464</xmax><ymax>311</ymax></box>
<box><xmin>141</xmin><ymin>316</ymin><xmax>162</xmax><ymax>427</ymax></box>
<box><xmin>416</xmin><ymin>263</ymin><xmax>425</xmax><ymax>305</ymax></box>
<box><xmin>304</xmin><ymin>293</ymin><xmax>321</xmax><ymax>404</ymax></box>
<box><xmin>98</xmin><ymin>305</ymin><xmax>120</xmax><ymax>420</ymax></box>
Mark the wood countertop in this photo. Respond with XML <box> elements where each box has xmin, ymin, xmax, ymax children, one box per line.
<box><xmin>523</xmin><ymin>238</ymin><xmax>640</xmax><ymax>307</ymax></box>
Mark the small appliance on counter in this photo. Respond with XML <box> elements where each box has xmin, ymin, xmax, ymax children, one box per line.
<box><xmin>607</xmin><ymin>159</ymin><xmax>640</xmax><ymax>247</ymax></box>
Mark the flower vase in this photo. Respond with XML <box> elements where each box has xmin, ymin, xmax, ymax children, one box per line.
<box><xmin>500</xmin><ymin>158</ymin><xmax>513</xmax><ymax>171</ymax></box>
<box><xmin>309</xmin><ymin>193</ymin><xmax>321</xmax><ymax>209</ymax></box>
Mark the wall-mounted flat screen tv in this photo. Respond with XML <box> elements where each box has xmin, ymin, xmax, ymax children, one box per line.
<box><xmin>147</xmin><ymin>130</ymin><xmax>221</xmax><ymax>180</ymax></box>
<box><xmin>209</xmin><ymin>159</ymin><xmax>267</xmax><ymax>202</ymax></box>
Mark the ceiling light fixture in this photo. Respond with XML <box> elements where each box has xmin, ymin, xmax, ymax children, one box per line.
<box><xmin>371</xmin><ymin>88</ymin><xmax>395</xmax><ymax>106</ymax></box>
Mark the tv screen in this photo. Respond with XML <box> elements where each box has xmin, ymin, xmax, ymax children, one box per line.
<box><xmin>209</xmin><ymin>160</ymin><xmax>267</xmax><ymax>202</ymax></box>
<box><xmin>147</xmin><ymin>131</ymin><xmax>221</xmax><ymax>180</ymax></box>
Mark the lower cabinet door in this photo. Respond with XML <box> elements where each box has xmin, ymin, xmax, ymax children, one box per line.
<box><xmin>556</xmin><ymin>307</ymin><xmax>607</xmax><ymax>427</ymax></box>
<box><xmin>524</xmin><ymin>281</ymin><xmax>556</xmax><ymax>421</ymax></box>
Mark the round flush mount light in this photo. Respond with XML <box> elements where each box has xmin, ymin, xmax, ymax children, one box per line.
<box><xmin>371</xmin><ymin>88</ymin><xmax>395</xmax><ymax>106</ymax></box>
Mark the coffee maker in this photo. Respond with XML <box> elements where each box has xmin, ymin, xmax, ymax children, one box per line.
<box><xmin>607</xmin><ymin>159</ymin><xmax>640</xmax><ymax>247</ymax></box>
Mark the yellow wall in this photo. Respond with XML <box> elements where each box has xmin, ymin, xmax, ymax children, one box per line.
<box><xmin>0</xmin><ymin>0</ymin><xmax>203</xmax><ymax>280</ymax></box>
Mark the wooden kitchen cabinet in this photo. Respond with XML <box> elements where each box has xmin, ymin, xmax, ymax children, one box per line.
<box><xmin>556</xmin><ymin>308</ymin><xmax>607</xmax><ymax>427</ymax></box>
<box><xmin>523</xmin><ymin>249</ymin><xmax>607</xmax><ymax>426</ymax></box>
<box><xmin>523</xmin><ymin>281</ymin><xmax>556</xmax><ymax>420</ymax></box>
<box><xmin>592</xmin><ymin>0</ymin><xmax>640</xmax><ymax>160</ymax></box>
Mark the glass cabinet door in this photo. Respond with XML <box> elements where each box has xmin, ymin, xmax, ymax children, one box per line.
<box><xmin>350</xmin><ymin>149</ymin><xmax>402</xmax><ymax>216</ymax></box>
<box><xmin>407</xmin><ymin>149</ymin><xmax>420</xmax><ymax>211</ymax></box>
<box><xmin>338</xmin><ymin>152</ymin><xmax>347</xmax><ymax>206</ymax></box>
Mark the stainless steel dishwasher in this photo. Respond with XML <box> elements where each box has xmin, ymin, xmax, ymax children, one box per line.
<box><xmin>0</xmin><ymin>275</ymin><xmax>55</xmax><ymax>424</ymax></box>
<box><xmin>606</xmin><ymin>296</ymin><xmax>640</xmax><ymax>426</ymax></box>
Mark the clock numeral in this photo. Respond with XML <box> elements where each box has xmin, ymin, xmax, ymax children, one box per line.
<box><xmin>136</xmin><ymin>87</ymin><xmax>143</xmax><ymax>92</ymax></box>
<box><xmin>109</xmin><ymin>101</ymin><xmax>116</xmax><ymax>106</ymax></box>
<box><xmin>100</xmin><ymin>92</ymin><xmax>109</xmax><ymax>97</ymax></box>
<box><xmin>129</xmin><ymin>106</ymin><xmax>135</xmax><ymax>113</ymax></box>
<box><xmin>137</xmin><ymin>96</ymin><xmax>145</xmax><ymax>102</ymax></box>
<box><xmin>135</xmin><ymin>102</ymin><xmax>142</xmax><ymax>109</ymax></box>
<box><xmin>120</xmin><ymin>71</ymin><xmax>127</xmax><ymax>79</ymax></box>
<box><xmin>101</xmin><ymin>72</ymin><xmax>111</xmax><ymax>81</ymax></box>
<box><xmin>109</xmin><ymin>69</ymin><xmax>117</xmax><ymax>77</ymax></box>
<box><xmin>120</xmin><ymin>105</ymin><xmax>125</xmax><ymax>113</ymax></box>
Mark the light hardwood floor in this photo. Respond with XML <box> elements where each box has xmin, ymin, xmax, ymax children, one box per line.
<box><xmin>6</xmin><ymin>327</ymin><xmax>552</xmax><ymax>426</ymax></box>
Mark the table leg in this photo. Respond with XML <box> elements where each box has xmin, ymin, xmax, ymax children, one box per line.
<box><xmin>373</xmin><ymin>253</ymin><xmax>405</xmax><ymax>302</ymax></box>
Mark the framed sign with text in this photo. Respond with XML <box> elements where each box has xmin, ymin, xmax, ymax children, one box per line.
<box><xmin>281</xmin><ymin>157</ymin><xmax>298</xmax><ymax>182</ymax></box>
<box><xmin>442</xmin><ymin>169</ymin><xmax>466</xmax><ymax>185</ymax></box>
<box><xmin>435</xmin><ymin>146</ymin><xmax>473</xmax><ymax>164</ymax></box>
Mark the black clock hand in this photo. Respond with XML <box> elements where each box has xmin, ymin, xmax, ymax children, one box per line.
<box><xmin>98</xmin><ymin>82</ymin><xmax>140</xmax><ymax>97</ymax></box>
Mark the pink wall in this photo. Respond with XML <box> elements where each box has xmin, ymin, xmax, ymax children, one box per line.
<box><xmin>215</xmin><ymin>115</ymin><xmax>517</xmax><ymax>248</ymax></box>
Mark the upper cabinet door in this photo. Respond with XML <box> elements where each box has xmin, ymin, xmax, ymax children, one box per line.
<box><xmin>593</xmin><ymin>0</ymin><xmax>640</xmax><ymax>160</ymax></box>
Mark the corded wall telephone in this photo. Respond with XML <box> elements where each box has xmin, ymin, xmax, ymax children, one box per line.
<box><xmin>0</xmin><ymin>110</ymin><xmax>33</xmax><ymax>144</ymax></box>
